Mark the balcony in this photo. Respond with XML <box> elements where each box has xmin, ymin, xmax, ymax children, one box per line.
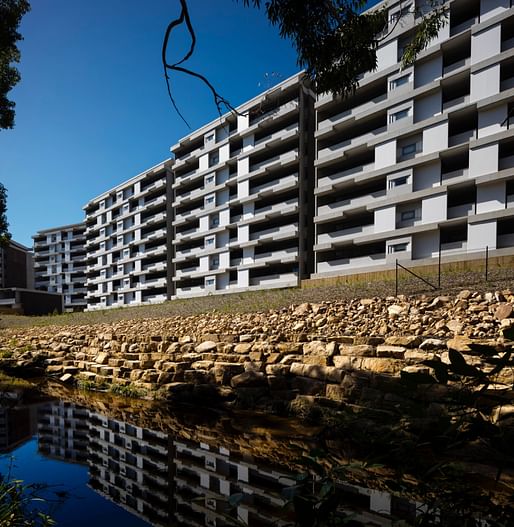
<box><xmin>318</xmin><ymin>126</ymin><xmax>386</xmax><ymax>161</ymax></box>
<box><xmin>253</xmin><ymin>247</ymin><xmax>297</xmax><ymax>265</ymax></box>
<box><xmin>250</xmin><ymin>223</ymin><xmax>298</xmax><ymax>243</ymax></box>
<box><xmin>447</xmin><ymin>202</ymin><xmax>475</xmax><ymax>219</ymax></box>
<box><xmin>499</xmin><ymin>155</ymin><xmax>514</xmax><ymax>170</ymax></box>
<box><xmin>443</xmin><ymin>57</ymin><xmax>470</xmax><ymax>76</ymax></box>
<box><xmin>249</xmin><ymin>173</ymin><xmax>298</xmax><ymax>199</ymax></box>
<box><xmin>316</xmin><ymin>252</ymin><xmax>386</xmax><ymax>273</ymax></box>
<box><xmin>450</xmin><ymin>16</ymin><xmax>477</xmax><ymax>37</ymax></box>
<box><xmin>254</xmin><ymin>123</ymin><xmax>298</xmax><ymax>148</ymax></box>
<box><xmin>251</xmin><ymin>98</ymin><xmax>299</xmax><ymax>128</ymax></box>
<box><xmin>317</xmin><ymin>162</ymin><xmax>375</xmax><ymax>190</ymax></box>
<box><xmin>249</xmin><ymin>149</ymin><xmax>298</xmax><ymax>174</ymax></box>
<box><xmin>440</xmin><ymin>240</ymin><xmax>467</xmax><ymax>255</ymax></box>
<box><xmin>442</xmin><ymin>94</ymin><xmax>470</xmax><ymax>112</ymax></box>
<box><xmin>441</xmin><ymin>167</ymin><xmax>469</xmax><ymax>183</ymax></box>
<box><xmin>174</xmin><ymin>265</ymin><xmax>200</xmax><ymax>279</ymax></box>
<box><xmin>317</xmin><ymin>224</ymin><xmax>374</xmax><ymax>245</ymax></box>
<box><xmin>249</xmin><ymin>271</ymin><xmax>297</xmax><ymax>287</ymax></box>
<box><xmin>253</xmin><ymin>198</ymin><xmax>298</xmax><ymax>219</ymax></box>
<box><xmin>316</xmin><ymin>190</ymin><xmax>386</xmax><ymax>219</ymax></box>
<box><xmin>448</xmin><ymin>129</ymin><xmax>475</xmax><ymax>147</ymax></box>
<box><xmin>317</xmin><ymin>93</ymin><xmax>388</xmax><ymax>134</ymax></box>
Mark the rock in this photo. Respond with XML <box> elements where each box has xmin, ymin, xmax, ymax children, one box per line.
<box><xmin>447</xmin><ymin>336</ymin><xmax>472</xmax><ymax>353</ymax></box>
<box><xmin>231</xmin><ymin>370</ymin><xmax>267</xmax><ymax>388</ymax></box>
<box><xmin>384</xmin><ymin>336</ymin><xmax>422</xmax><ymax>348</ymax></box>
<box><xmin>195</xmin><ymin>341</ymin><xmax>217</xmax><ymax>353</ymax></box>
<box><xmin>293</xmin><ymin>303</ymin><xmax>311</xmax><ymax>316</ymax></box>
<box><xmin>339</xmin><ymin>344</ymin><xmax>375</xmax><ymax>357</ymax></box>
<box><xmin>495</xmin><ymin>303</ymin><xmax>513</xmax><ymax>321</ymax></box>
<box><xmin>59</xmin><ymin>373</ymin><xmax>74</xmax><ymax>384</ymax></box>
<box><xmin>95</xmin><ymin>352</ymin><xmax>109</xmax><ymax>365</ymax></box>
<box><xmin>420</xmin><ymin>338</ymin><xmax>446</xmax><ymax>350</ymax></box>
<box><xmin>446</xmin><ymin>320</ymin><xmax>463</xmax><ymax>334</ymax></box>
<box><xmin>388</xmin><ymin>305</ymin><xmax>405</xmax><ymax>317</ymax></box>
<box><xmin>376</xmin><ymin>345</ymin><xmax>406</xmax><ymax>358</ymax></box>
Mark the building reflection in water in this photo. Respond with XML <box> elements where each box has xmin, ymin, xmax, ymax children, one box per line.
<box><xmin>0</xmin><ymin>392</ymin><xmax>41</xmax><ymax>454</ymax></box>
<box><xmin>31</xmin><ymin>400</ymin><xmax>408</xmax><ymax>526</ymax></box>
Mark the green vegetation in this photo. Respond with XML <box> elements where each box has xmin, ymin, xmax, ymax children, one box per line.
<box><xmin>0</xmin><ymin>475</ymin><xmax>55</xmax><ymax>527</ymax></box>
<box><xmin>0</xmin><ymin>372</ymin><xmax>34</xmax><ymax>390</ymax></box>
<box><xmin>76</xmin><ymin>376</ymin><xmax>147</xmax><ymax>399</ymax></box>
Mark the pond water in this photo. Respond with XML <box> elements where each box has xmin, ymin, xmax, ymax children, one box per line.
<box><xmin>0</xmin><ymin>387</ymin><xmax>424</xmax><ymax>526</ymax></box>
<box><xmin>0</xmin><ymin>385</ymin><xmax>506</xmax><ymax>527</ymax></box>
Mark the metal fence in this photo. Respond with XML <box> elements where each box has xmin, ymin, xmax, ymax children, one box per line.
<box><xmin>395</xmin><ymin>246</ymin><xmax>514</xmax><ymax>296</ymax></box>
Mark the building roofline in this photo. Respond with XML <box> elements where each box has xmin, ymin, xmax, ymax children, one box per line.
<box><xmin>82</xmin><ymin>157</ymin><xmax>173</xmax><ymax>210</ymax></box>
<box><xmin>33</xmin><ymin>222</ymin><xmax>86</xmax><ymax>238</ymax></box>
<box><xmin>171</xmin><ymin>71</ymin><xmax>306</xmax><ymax>151</ymax></box>
<box><xmin>7</xmin><ymin>239</ymin><xmax>32</xmax><ymax>252</ymax></box>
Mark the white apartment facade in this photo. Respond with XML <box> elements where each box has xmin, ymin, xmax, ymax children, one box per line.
<box><xmin>83</xmin><ymin>160</ymin><xmax>173</xmax><ymax>310</ymax></box>
<box><xmin>313</xmin><ymin>0</ymin><xmax>514</xmax><ymax>277</ymax></box>
<box><xmin>170</xmin><ymin>72</ymin><xmax>315</xmax><ymax>299</ymax></box>
<box><xmin>33</xmin><ymin>223</ymin><xmax>86</xmax><ymax>311</ymax></box>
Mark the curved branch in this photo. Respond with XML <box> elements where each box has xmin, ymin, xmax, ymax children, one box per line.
<box><xmin>162</xmin><ymin>0</ymin><xmax>243</xmax><ymax>127</ymax></box>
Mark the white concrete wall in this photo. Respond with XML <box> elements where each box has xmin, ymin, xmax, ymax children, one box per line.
<box><xmin>468</xmin><ymin>220</ymin><xmax>497</xmax><ymax>250</ymax></box>
<box><xmin>374</xmin><ymin>206</ymin><xmax>396</xmax><ymax>233</ymax></box>
<box><xmin>471</xmin><ymin>64</ymin><xmax>500</xmax><ymax>102</ymax></box>
<box><xmin>478</xmin><ymin>104</ymin><xmax>508</xmax><ymax>138</ymax></box>
<box><xmin>375</xmin><ymin>140</ymin><xmax>397</xmax><ymax>170</ymax></box>
<box><xmin>469</xmin><ymin>143</ymin><xmax>499</xmax><ymax>176</ymax></box>
<box><xmin>471</xmin><ymin>24</ymin><xmax>501</xmax><ymax>64</ymax></box>
<box><xmin>476</xmin><ymin>181</ymin><xmax>506</xmax><ymax>213</ymax></box>
<box><xmin>423</xmin><ymin>122</ymin><xmax>448</xmax><ymax>154</ymax></box>
<box><xmin>422</xmin><ymin>193</ymin><xmax>447</xmax><ymax>223</ymax></box>
<box><xmin>377</xmin><ymin>40</ymin><xmax>398</xmax><ymax>71</ymax></box>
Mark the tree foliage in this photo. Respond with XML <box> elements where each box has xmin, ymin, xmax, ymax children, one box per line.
<box><xmin>163</xmin><ymin>0</ymin><xmax>448</xmax><ymax>122</ymax></box>
<box><xmin>0</xmin><ymin>0</ymin><xmax>31</xmax><ymax>130</ymax></box>
<box><xmin>0</xmin><ymin>183</ymin><xmax>11</xmax><ymax>248</ymax></box>
<box><xmin>243</xmin><ymin>0</ymin><xmax>448</xmax><ymax>97</ymax></box>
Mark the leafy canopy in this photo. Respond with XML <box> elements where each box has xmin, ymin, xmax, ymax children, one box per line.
<box><xmin>0</xmin><ymin>0</ymin><xmax>31</xmax><ymax>130</ymax></box>
<box><xmin>241</xmin><ymin>0</ymin><xmax>448</xmax><ymax>97</ymax></box>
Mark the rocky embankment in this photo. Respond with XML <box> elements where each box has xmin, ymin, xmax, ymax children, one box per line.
<box><xmin>0</xmin><ymin>289</ymin><xmax>513</xmax><ymax>413</ymax></box>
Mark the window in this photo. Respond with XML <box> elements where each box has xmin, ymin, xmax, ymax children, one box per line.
<box><xmin>205</xmin><ymin>237</ymin><xmax>215</xmax><ymax>247</ymax></box>
<box><xmin>205</xmin><ymin>175</ymin><xmax>215</xmax><ymax>185</ymax></box>
<box><xmin>390</xmin><ymin>74</ymin><xmax>411</xmax><ymax>90</ymax></box>
<box><xmin>389</xmin><ymin>242</ymin><xmax>409</xmax><ymax>253</ymax></box>
<box><xmin>206</xmin><ymin>278</ymin><xmax>215</xmax><ymax>286</ymax></box>
<box><xmin>205</xmin><ymin>194</ymin><xmax>215</xmax><ymax>206</ymax></box>
<box><xmin>401</xmin><ymin>143</ymin><xmax>417</xmax><ymax>156</ymax></box>
<box><xmin>205</xmin><ymin>132</ymin><xmax>215</xmax><ymax>145</ymax></box>
<box><xmin>401</xmin><ymin>210</ymin><xmax>415</xmax><ymax>221</ymax></box>
<box><xmin>209</xmin><ymin>152</ymin><xmax>219</xmax><ymax>166</ymax></box>
<box><xmin>389</xmin><ymin>175</ymin><xmax>409</xmax><ymax>188</ymax></box>
<box><xmin>389</xmin><ymin>108</ymin><xmax>410</xmax><ymax>123</ymax></box>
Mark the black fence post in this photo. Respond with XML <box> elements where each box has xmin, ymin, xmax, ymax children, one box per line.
<box><xmin>485</xmin><ymin>246</ymin><xmax>489</xmax><ymax>282</ymax></box>
<box><xmin>395</xmin><ymin>259</ymin><xmax>398</xmax><ymax>297</ymax></box>
<box><xmin>438</xmin><ymin>247</ymin><xmax>441</xmax><ymax>289</ymax></box>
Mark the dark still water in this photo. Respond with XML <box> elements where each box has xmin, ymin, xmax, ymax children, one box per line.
<box><xmin>0</xmin><ymin>387</ymin><xmax>415</xmax><ymax>527</ymax></box>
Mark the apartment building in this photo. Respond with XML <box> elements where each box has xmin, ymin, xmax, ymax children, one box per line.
<box><xmin>170</xmin><ymin>72</ymin><xmax>315</xmax><ymax>299</ymax></box>
<box><xmin>37</xmin><ymin>401</ymin><xmax>89</xmax><ymax>463</ymax></box>
<box><xmin>83</xmin><ymin>160</ymin><xmax>173</xmax><ymax>310</ymax></box>
<box><xmin>0</xmin><ymin>239</ymin><xmax>33</xmax><ymax>289</ymax></box>
<box><xmin>33</xmin><ymin>223</ymin><xmax>87</xmax><ymax>311</ymax></box>
<box><xmin>313</xmin><ymin>0</ymin><xmax>514</xmax><ymax>277</ymax></box>
<box><xmin>87</xmin><ymin>412</ymin><xmax>173</xmax><ymax>526</ymax></box>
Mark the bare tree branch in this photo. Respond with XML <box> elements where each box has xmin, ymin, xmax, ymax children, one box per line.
<box><xmin>162</xmin><ymin>0</ymin><xmax>244</xmax><ymax>128</ymax></box>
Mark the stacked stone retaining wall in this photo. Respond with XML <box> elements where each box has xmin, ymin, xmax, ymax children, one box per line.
<box><xmin>0</xmin><ymin>290</ymin><xmax>513</xmax><ymax>415</ymax></box>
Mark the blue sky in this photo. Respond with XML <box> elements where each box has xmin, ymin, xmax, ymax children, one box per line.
<box><xmin>0</xmin><ymin>0</ymin><xmax>379</xmax><ymax>247</ymax></box>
